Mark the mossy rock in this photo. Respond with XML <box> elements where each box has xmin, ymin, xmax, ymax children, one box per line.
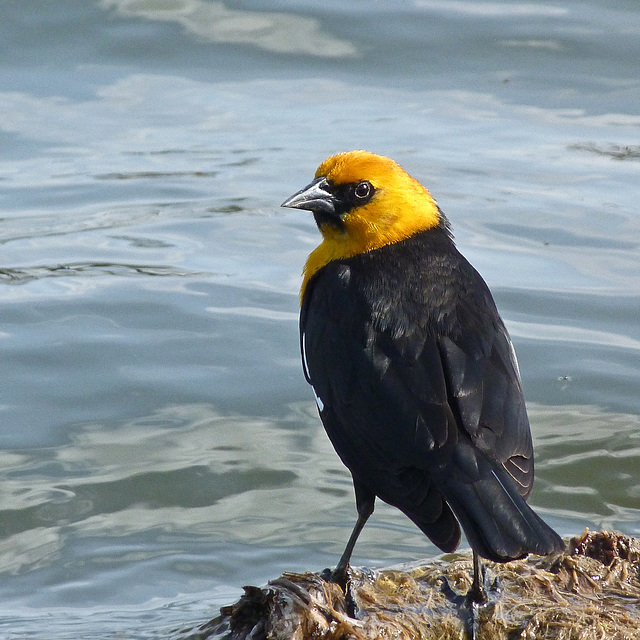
<box><xmin>177</xmin><ymin>530</ymin><xmax>640</xmax><ymax>640</ymax></box>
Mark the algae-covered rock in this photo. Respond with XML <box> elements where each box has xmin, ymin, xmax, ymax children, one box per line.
<box><xmin>176</xmin><ymin>530</ymin><xmax>640</xmax><ymax>640</ymax></box>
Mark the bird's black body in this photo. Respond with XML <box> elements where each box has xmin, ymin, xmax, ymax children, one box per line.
<box><xmin>301</xmin><ymin>222</ymin><xmax>562</xmax><ymax>563</ymax></box>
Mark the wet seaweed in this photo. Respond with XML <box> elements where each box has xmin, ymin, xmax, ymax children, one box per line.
<box><xmin>177</xmin><ymin>530</ymin><xmax>640</xmax><ymax>640</ymax></box>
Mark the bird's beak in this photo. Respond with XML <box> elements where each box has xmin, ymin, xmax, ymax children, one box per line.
<box><xmin>281</xmin><ymin>177</ymin><xmax>336</xmax><ymax>216</ymax></box>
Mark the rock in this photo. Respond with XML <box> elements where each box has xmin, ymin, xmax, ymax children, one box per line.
<box><xmin>176</xmin><ymin>530</ymin><xmax>640</xmax><ymax>640</ymax></box>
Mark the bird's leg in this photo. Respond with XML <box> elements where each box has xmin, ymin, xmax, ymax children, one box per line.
<box><xmin>462</xmin><ymin>552</ymin><xmax>501</xmax><ymax>640</ymax></box>
<box><xmin>330</xmin><ymin>487</ymin><xmax>375</xmax><ymax>588</ymax></box>
<box><xmin>441</xmin><ymin>551</ymin><xmax>490</xmax><ymax>605</ymax></box>
<box><xmin>466</xmin><ymin>551</ymin><xmax>489</xmax><ymax>605</ymax></box>
<box><xmin>441</xmin><ymin>552</ymin><xmax>496</xmax><ymax>639</ymax></box>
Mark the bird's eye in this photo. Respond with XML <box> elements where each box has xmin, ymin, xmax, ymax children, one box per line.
<box><xmin>353</xmin><ymin>181</ymin><xmax>373</xmax><ymax>200</ymax></box>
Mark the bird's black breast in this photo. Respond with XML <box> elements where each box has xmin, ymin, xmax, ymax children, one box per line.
<box><xmin>300</xmin><ymin>228</ymin><xmax>534</xmax><ymax>509</ymax></box>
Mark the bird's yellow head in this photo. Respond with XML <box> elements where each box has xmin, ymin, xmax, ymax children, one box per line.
<box><xmin>281</xmin><ymin>150</ymin><xmax>444</xmax><ymax>299</ymax></box>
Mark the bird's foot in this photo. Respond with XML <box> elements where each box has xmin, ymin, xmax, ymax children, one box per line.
<box><xmin>319</xmin><ymin>565</ymin><xmax>350</xmax><ymax>591</ymax></box>
<box><xmin>319</xmin><ymin>565</ymin><xmax>360</xmax><ymax>618</ymax></box>
<box><xmin>465</xmin><ymin>561</ymin><xmax>497</xmax><ymax>605</ymax></box>
<box><xmin>440</xmin><ymin>571</ymin><xmax>500</xmax><ymax>640</ymax></box>
<box><xmin>439</xmin><ymin>574</ymin><xmax>499</xmax><ymax>605</ymax></box>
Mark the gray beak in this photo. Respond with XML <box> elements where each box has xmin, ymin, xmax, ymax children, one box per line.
<box><xmin>281</xmin><ymin>177</ymin><xmax>336</xmax><ymax>216</ymax></box>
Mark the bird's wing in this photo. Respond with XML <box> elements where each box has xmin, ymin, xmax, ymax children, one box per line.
<box><xmin>300</xmin><ymin>263</ymin><xmax>464</xmax><ymax>551</ymax></box>
<box><xmin>437</xmin><ymin>322</ymin><xmax>534</xmax><ymax>498</ymax></box>
<box><xmin>301</xmin><ymin>263</ymin><xmax>454</xmax><ymax>474</ymax></box>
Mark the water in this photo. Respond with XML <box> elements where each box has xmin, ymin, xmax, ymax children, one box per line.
<box><xmin>1</xmin><ymin>1</ymin><xmax>639</xmax><ymax>637</ymax></box>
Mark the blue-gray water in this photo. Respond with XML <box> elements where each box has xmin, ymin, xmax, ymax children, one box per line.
<box><xmin>1</xmin><ymin>1</ymin><xmax>639</xmax><ymax>637</ymax></box>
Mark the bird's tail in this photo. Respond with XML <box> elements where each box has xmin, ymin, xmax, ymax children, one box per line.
<box><xmin>433</xmin><ymin>458</ymin><xmax>563</xmax><ymax>563</ymax></box>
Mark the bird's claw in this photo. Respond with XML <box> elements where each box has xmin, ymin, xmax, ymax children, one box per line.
<box><xmin>440</xmin><ymin>571</ymin><xmax>500</xmax><ymax>640</ymax></box>
<box><xmin>319</xmin><ymin>565</ymin><xmax>349</xmax><ymax>591</ymax></box>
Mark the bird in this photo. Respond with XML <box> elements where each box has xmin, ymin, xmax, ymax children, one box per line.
<box><xmin>281</xmin><ymin>150</ymin><xmax>563</xmax><ymax>603</ymax></box>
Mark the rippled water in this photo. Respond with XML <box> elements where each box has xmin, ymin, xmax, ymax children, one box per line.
<box><xmin>1</xmin><ymin>1</ymin><xmax>639</xmax><ymax>637</ymax></box>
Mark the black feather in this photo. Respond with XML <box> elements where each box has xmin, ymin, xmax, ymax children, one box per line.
<box><xmin>301</xmin><ymin>227</ymin><xmax>563</xmax><ymax>561</ymax></box>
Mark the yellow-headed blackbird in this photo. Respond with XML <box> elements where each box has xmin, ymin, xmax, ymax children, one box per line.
<box><xmin>282</xmin><ymin>151</ymin><xmax>563</xmax><ymax>598</ymax></box>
